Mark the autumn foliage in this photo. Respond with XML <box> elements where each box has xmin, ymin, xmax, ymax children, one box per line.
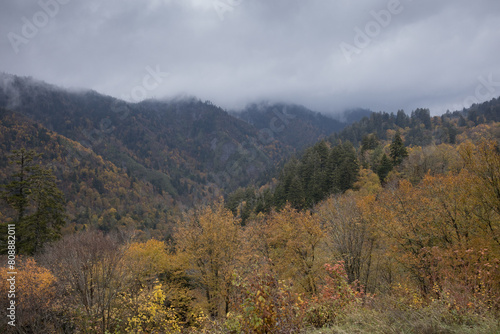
<box><xmin>0</xmin><ymin>257</ymin><xmax>58</xmax><ymax>333</ymax></box>
<box><xmin>2</xmin><ymin>114</ymin><xmax>500</xmax><ymax>332</ymax></box>
<box><xmin>228</xmin><ymin>267</ymin><xmax>307</xmax><ymax>334</ymax></box>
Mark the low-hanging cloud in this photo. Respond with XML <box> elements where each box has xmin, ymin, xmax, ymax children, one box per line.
<box><xmin>1</xmin><ymin>0</ymin><xmax>499</xmax><ymax>115</ymax></box>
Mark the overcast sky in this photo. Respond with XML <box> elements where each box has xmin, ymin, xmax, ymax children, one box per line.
<box><xmin>1</xmin><ymin>0</ymin><xmax>499</xmax><ymax>116</ymax></box>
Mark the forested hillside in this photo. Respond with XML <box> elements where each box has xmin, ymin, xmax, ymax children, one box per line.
<box><xmin>0</xmin><ymin>108</ymin><xmax>175</xmax><ymax>238</ymax></box>
<box><xmin>226</xmin><ymin>98</ymin><xmax>500</xmax><ymax>221</ymax></box>
<box><xmin>234</xmin><ymin>102</ymin><xmax>346</xmax><ymax>150</ymax></box>
<box><xmin>1</xmin><ymin>73</ymin><xmax>500</xmax><ymax>333</ymax></box>
<box><xmin>0</xmin><ymin>73</ymin><xmax>346</xmax><ymax>202</ymax></box>
<box><xmin>332</xmin><ymin>97</ymin><xmax>500</xmax><ymax>147</ymax></box>
<box><xmin>0</xmin><ymin>73</ymin><xmax>349</xmax><ymax>236</ymax></box>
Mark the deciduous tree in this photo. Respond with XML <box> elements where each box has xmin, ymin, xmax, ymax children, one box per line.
<box><xmin>316</xmin><ymin>194</ymin><xmax>375</xmax><ymax>285</ymax></box>
<box><xmin>174</xmin><ymin>199</ymin><xmax>240</xmax><ymax>318</ymax></box>
<box><xmin>264</xmin><ymin>204</ymin><xmax>325</xmax><ymax>295</ymax></box>
<box><xmin>42</xmin><ymin>230</ymin><xmax>128</xmax><ymax>333</ymax></box>
<box><xmin>0</xmin><ymin>257</ymin><xmax>58</xmax><ymax>333</ymax></box>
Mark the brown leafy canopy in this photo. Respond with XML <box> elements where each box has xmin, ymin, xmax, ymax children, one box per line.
<box><xmin>41</xmin><ymin>230</ymin><xmax>128</xmax><ymax>333</ymax></box>
<box><xmin>316</xmin><ymin>193</ymin><xmax>375</xmax><ymax>286</ymax></box>
<box><xmin>460</xmin><ymin>140</ymin><xmax>500</xmax><ymax>247</ymax></box>
<box><xmin>360</xmin><ymin>140</ymin><xmax>500</xmax><ymax>311</ymax></box>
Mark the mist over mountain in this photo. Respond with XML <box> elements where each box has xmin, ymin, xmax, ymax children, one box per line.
<box><xmin>0</xmin><ymin>73</ymin><xmax>352</xmax><ymax>201</ymax></box>
<box><xmin>339</xmin><ymin>108</ymin><xmax>373</xmax><ymax>124</ymax></box>
<box><xmin>232</xmin><ymin>102</ymin><xmax>346</xmax><ymax>150</ymax></box>
<box><xmin>2</xmin><ymin>72</ymin><xmax>498</xmax><ymax>224</ymax></box>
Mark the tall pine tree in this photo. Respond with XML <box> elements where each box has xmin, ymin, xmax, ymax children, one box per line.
<box><xmin>389</xmin><ymin>131</ymin><xmax>408</xmax><ymax>166</ymax></box>
<box><xmin>377</xmin><ymin>153</ymin><xmax>393</xmax><ymax>182</ymax></box>
<box><xmin>2</xmin><ymin>148</ymin><xmax>66</xmax><ymax>254</ymax></box>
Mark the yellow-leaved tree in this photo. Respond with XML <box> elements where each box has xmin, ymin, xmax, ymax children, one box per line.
<box><xmin>122</xmin><ymin>280</ymin><xmax>181</xmax><ymax>334</ymax></box>
<box><xmin>174</xmin><ymin>199</ymin><xmax>241</xmax><ymax>318</ymax></box>
<box><xmin>264</xmin><ymin>204</ymin><xmax>325</xmax><ymax>295</ymax></box>
<box><xmin>119</xmin><ymin>239</ymin><xmax>186</xmax><ymax>332</ymax></box>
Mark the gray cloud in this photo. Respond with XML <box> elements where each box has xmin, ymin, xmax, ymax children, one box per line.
<box><xmin>1</xmin><ymin>0</ymin><xmax>499</xmax><ymax>115</ymax></box>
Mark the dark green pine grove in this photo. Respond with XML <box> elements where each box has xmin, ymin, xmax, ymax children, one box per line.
<box><xmin>272</xmin><ymin>140</ymin><xmax>359</xmax><ymax>210</ymax></box>
<box><xmin>226</xmin><ymin>140</ymin><xmax>362</xmax><ymax>222</ymax></box>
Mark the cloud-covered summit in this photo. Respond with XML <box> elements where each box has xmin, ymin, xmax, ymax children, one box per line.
<box><xmin>1</xmin><ymin>0</ymin><xmax>499</xmax><ymax>115</ymax></box>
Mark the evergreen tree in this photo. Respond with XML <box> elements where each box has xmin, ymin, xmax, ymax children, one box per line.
<box><xmin>447</xmin><ymin>124</ymin><xmax>457</xmax><ymax>144</ymax></box>
<box><xmin>300</xmin><ymin>150</ymin><xmax>322</xmax><ymax>206</ymax></box>
<box><xmin>389</xmin><ymin>131</ymin><xmax>408</xmax><ymax>166</ymax></box>
<box><xmin>23</xmin><ymin>168</ymin><xmax>66</xmax><ymax>253</ymax></box>
<box><xmin>335</xmin><ymin>158</ymin><xmax>359</xmax><ymax>192</ymax></box>
<box><xmin>2</xmin><ymin>148</ymin><xmax>66</xmax><ymax>254</ymax></box>
<box><xmin>300</xmin><ymin>142</ymin><xmax>331</xmax><ymax>206</ymax></box>
<box><xmin>330</xmin><ymin>142</ymin><xmax>359</xmax><ymax>193</ymax></box>
<box><xmin>254</xmin><ymin>188</ymin><xmax>274</xmax><ymax>215</ymax></box>
<box><xmin>287</xmin><ymin>174</ymin><xmax>305</xmax><ymax>209</ymax></box>
<box><xmin>458</xmin><ymin>115</ymin><xmax>467</xmax><ymax>127</ymax></box>
<box><xmin>3</xmin><ymin>148</ymin><xmax>38</xmax><ymax>224</ymax></box>
<box><xmin>361</xmin><ymin>134</ymin><xmax>379</xmax><ymax>152</ymax></box>
<box><xmin>377</xmin><ymin>153</ymin><xmax>393</xmax><ymax>182</ymax></box>
<box><xmin>411</xmin><ymin>108</ymin><xmax>432</xmax><ymax>129</ymax></box>
<box><xmin>395</xmin><ymin>109</ymin><xmax>410</xmax><ymax>128</ymax></box>
<box><xmin>314</xmin><ymin>140</ymin><xmax>330</xmax><ymax>165</ymax></box>
<box><xmin>273</xmin><ymin>157</ymin><xmax>301</xmax><ymax>209</ymax></box>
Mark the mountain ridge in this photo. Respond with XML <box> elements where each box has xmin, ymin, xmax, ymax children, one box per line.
<box><xmin>0</xmin><ymin>73</ymin><xmax>350</xmax><ymax>200</ymax></box>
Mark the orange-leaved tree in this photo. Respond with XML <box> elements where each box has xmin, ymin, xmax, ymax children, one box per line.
<box><xmin>0</xmin><ymin>257</ymin><xmax>58</xmax><ymax>333</ymax></box>
<box><xmin>460</xmin><ymin>140</ymin><xmax>500</xmax><ymax>248</ymax></box>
